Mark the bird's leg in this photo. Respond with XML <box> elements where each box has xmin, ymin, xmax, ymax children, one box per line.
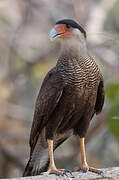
<box><xmin>75</xmin><ymin>137</ymin><xmax>88</xmax><ymax>172</ymax></box>
<box><xmin>75</xmin><ymin>137</ymin><xmax>103</xmax><ymax>175</ymax></box>
<box><xmin>44</xmin><ymin>139</ymin><xmax>66</xmax><ymax>176</ymax></box>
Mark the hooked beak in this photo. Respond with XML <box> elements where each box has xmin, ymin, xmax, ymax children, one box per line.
<box><xmin>50</xmin><ymin>28</ymin><xmax>60</xmax><ymax>41</ymax></box>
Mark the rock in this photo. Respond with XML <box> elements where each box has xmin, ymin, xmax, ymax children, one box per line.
<box><xmin>1</xmin><ymin>167</ymin><xmax>119</xmax><ymax>180</ymax></box>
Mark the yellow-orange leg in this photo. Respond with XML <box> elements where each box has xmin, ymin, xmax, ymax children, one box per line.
<box><xmin>44</xmin><ymin>139</ymin><xmax>72</xmax><ymax>176</ymax></box>
<box><xmin>43</xmin><ymin>139</ymin><xmax>61</xmax><ymax>175</ymax></box>
<box><xmin>75</xmin><ymin>137</ymin><xmax>103</xmax><ymax>175</ymax></box>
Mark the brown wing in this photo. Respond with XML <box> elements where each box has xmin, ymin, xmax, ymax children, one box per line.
<box><xmin>95</xmin><ymin>75</ymin><xmax>105</xmax><ymax>114</ymax></box>
<box><xmin>29</xmin><ymin>69</ymin><xmax>63</xmax><ymax>153</ymax></box>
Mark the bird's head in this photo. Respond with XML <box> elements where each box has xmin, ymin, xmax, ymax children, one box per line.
<box><xmin>50</xmin><ymin>19</ymin><xmax>86</xmax><ymax>42</ymax></box>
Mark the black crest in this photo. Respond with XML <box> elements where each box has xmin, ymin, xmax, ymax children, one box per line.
<box><xmin>56</xmin><ymin>19</ymin><xmax>86</xmax><ymax>38</ymax></box>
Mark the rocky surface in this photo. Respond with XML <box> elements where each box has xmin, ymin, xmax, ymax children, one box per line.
<box><xmin>1</xmin><ymin>167</ymin><xmax>119</xmax><ymax>180</ymax></box>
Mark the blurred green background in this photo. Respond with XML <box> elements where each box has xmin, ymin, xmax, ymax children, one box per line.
<box><xmin>0</xmin><ymin>0</ymin><xmax>119</xmax><ymax>178</ymax></box>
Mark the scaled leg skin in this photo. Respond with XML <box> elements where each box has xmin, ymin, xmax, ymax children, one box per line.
<box><xmin>74</xmin><ymin>137</ymin><xmax>103</xmax><ymax>175</ymax></box>
<box><xmin>43</xmin><ymin>139</ymin><xmax>72</xmax><ymax>176</ymax></box>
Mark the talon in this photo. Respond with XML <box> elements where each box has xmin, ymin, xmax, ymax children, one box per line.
<box><xmin>62</xmin><ymin>171</ymin><xmax>68</xmax><ymax>177</ymax></box>
<box><xmin>82</xmin><ymin>167</ymin><xmax>88</xmax><ymax>173</ymax></box>
<box><xmin>64</xmin><ymin>169</ymin><xmax>72</xmax><ymax>174</ymax></box>
<box><xmin>100</xmin><ymin>170</ymin><xmax>104</xmax><ymax>176</ymax></box>
<box><xmin>89</xmin><ymin>167</ymin><xmax>103</xmax><ymax>175</ymax></box>
<box><xmin>64</xmin><ymin>169</ymin><xmax>75</xmax><ymax>178</ymax></box>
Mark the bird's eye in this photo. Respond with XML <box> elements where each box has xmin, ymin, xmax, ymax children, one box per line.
<box><xmin>66</xmin><ymin>24</ymin><xmax>71</xmax><ymax>28</ymax></box>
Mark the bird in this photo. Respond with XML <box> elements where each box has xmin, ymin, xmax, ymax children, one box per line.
<box><xmin>23</xmin><ymin>19</ymin><xmax>105</xmax><ymax>177</ymax></box>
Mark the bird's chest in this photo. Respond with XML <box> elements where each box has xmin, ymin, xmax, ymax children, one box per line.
<box><xmin>65</xmin><ymin>59</ymin><xmax>100</xmax><ymax>90</ymax></box>
<box><xmin>63</xmin><ymin>70</ymin><xmax>99</xmax><ymax>106</ymax></box>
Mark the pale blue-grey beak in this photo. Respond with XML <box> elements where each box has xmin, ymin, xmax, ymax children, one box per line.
<box><xmin>50</xmin><ymin>28</ymin><xmax>59</xmax><ymax>41</ymax></box>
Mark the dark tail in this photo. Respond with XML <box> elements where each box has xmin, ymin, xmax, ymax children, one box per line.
<box><xmin>23</xmin><ymin>160</ymin><xmax>32</xmax><ymax>177</ymax></box>
<box><xmin>23</xmin><ymin>156</ymin><xmax>49</xmax><ymax>177</ymax></box>
<box><xmin>23</xmin><ymin>129</ymin><xmax>73</xmax><ymax>177</ymax></box>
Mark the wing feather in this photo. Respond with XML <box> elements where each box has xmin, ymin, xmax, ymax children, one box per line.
<box><xmin>95</xmin><ymin>75</ymin><xmax>105</xmax><ymax>114</ymax></box>
<box><xmin>29</xmin><ymin>69</ymin><xmax>63</xmax><ymax>153</ymax></box>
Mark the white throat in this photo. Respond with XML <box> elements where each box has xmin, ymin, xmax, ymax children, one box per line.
<box><xmin>60</xmin><ymin>29</ymin><xmax>87</xmax><ymax>54</ymax></box>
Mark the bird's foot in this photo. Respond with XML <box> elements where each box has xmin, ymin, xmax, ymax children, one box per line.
<box><xmin>74</xmin><ymin>163</ymin><xmax>104</xmax><ymax>175</ymax></box>
<box><xmin>75</xmin><ymin>162</ymin><xmax>89</xmax><ymax>173</ymax></box>
<box><xmin>43</xmin><ymin>168</ymin><xmax>63</xmax><ymax>176</ymax></box>
<box><xmin>43</xmin><ymin>168</ymin><xmax>73</xmax><ymax>177</ymax></box>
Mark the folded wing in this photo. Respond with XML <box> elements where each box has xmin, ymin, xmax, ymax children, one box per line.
<box><xmin>30</xmin><ymin>70</ymin><xmax>64</xmax><ymax>154</ymax></box>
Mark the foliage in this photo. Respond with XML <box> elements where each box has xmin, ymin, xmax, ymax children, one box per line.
<box><xmin>106</xmin><ymin>82</ymin><xmax>119</xmax><ymax>141</ymax></box>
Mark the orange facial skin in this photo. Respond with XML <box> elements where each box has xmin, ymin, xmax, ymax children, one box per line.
<box><xmin>54</xmin><ymin>24</ymin><xmax>72</xmax><ymax>39</ymax></box>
